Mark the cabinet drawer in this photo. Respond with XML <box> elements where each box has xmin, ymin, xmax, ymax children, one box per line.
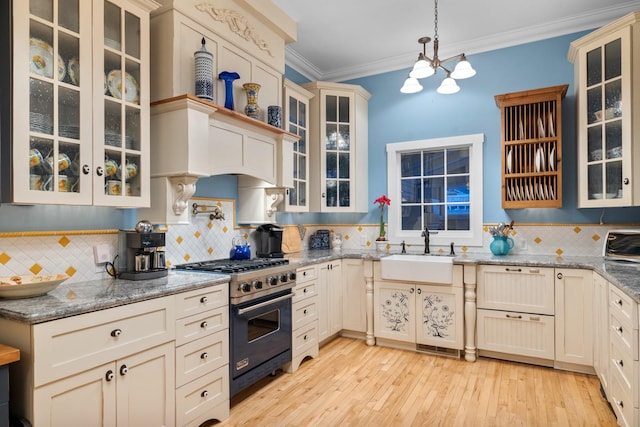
<box><xmin>293</xmin><ymin>297</ymin><xmax>318</xmax><ymax>329</ymax></box>
<box><xmin>610</xmin><ymin>367</ymin><xmax>638</xmax><ymax>427</ymax></box>
<box><xmin>175</xmin><ymin>283</ymin><xmax>229</xmax><ymax>319</ymax></box>
<box><xmin>176</xmin><ymin>363</ymin><xmax>229</xmax><ymax>427</ymax></box>
<box><xmin>610</xmin><ymin>337</ymin><xmax>639</xmax><ymax>406</ymax></box>
<box><xmin>176</xmin><ymin>329</ymin><xmax>229</xmax><ymax>388</ymax></box>
<box><xmin>176</xmin><ymin>305</ymin><xmax>229</xmax><ymax>346</ymax></box>
<box><xmin>610</xmin><ymin>310</ymin><xmax>639</xmax><ymax>361</ymax></box>
<box><xmin>477</xmin><ymin>309</ymin><xmax>555</xmax><ymax>360</ymax></box>
<box><xmin>292</xmin><ymin>320</ymin><xmax>318</xmax><ymax>356</ymax></box>
<box><xmin>297</xmin><ymin>265</ymin><xmax>317</xmax><ymax>284</ymax></box>
<box><xmin>33</xmin><ymin>297</ymin><xmax>174</xmax><ymax>386</ymax></box>
<box><xmin>610</xmin><ymin>284</ymin><xmax>638</xmax><ymax>330</ymax></box>
<box><xmin>293</xmin><ymin>280</ymin><xmax>318</xmax><ymax>303</ymax></box>
<box><xmin>477</xmin><ymin>265</ymin><xmax>555</xmax><ymax>314</ymax></box>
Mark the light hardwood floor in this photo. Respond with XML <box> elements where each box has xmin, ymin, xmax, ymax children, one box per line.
<box><xmin>215</xmin><ymin>337</ymin><xmax>618</xmax><ymax>426</ymax></box>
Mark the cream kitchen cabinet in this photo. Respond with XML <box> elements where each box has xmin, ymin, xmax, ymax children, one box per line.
<box><xmin>593</xmin><ymin>273</ymin><xmax>610</xmax><ymax>394</ymax></box>
<box><xmin>373</xmin><ymin>263</ymin><xmax>464</xmax><ymax>353</ymax></box>
<box><xmin>34</xmin><ymin>341</ymin><xmax>174</xmax><ymax>426</ymax></box>
<box><xmin>342</xmin><ymin>258</ymin><xmax>367</xmax><ymax>335</ymax></box>
<box><xmin>303</xmin><ymin>82</ymin><xmax>371</xmax><ymax>213</ymax></box>
<box><xmin>476</xmin><ymin>265</ymin><xmax>556</xmax><ymax>364</ymax></box>
<box><xmin>608</xmin><ymin>282</ymin><xmax>639</xmax><ymax>427</ymax></box>
<box><xmin>283</xmin><ymin>79</ymin><xmax>314</xmax><ymax>213</ymax></box>
<box><xmin>555</xmin><ymin>269</ymin><xmax>594</xmax><ymax>371</ymax></box>
<box><xmin>568</xmin><ymin>12</ymin><xmax>640</xmax><ymax>208</ymax></box>
<box><xmin>317</xmin><ymin>260</ymin><xmax>343</xmax><ymax>343</ymax></box>
<box><xmin>174</xmin><ymin>284</ymin><xmax>229</xmax><ymax>426</ymax></box>
<box><xmin>0</xmin><ymin>296</ymin><xmax>175</xmax><ymax>426</ymax></box>
<box><xmin>4</xmin><ymin>0</ymin><xmax>157</xmax><ymax>207</ymax></box>
<box><xmin>284</xmin><ymin>264</ymin><xmax>319</xmax><ymax>373</ymax></box>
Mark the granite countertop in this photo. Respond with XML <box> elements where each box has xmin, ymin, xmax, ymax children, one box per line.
<box><xmin>0</xmin><ymin>270</ymin><xmax>229</xmax><ymax>324</ymax></box>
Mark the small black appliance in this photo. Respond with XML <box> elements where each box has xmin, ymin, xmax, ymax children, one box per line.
<box><xmin>118</xmin><ymin>230</ymin><xmax>168</xmax><ymax>280</ymax></box>
<box><xmin>255</xmin><ymin>224</ymin><xmax>284</xmax><ymax>258</ymax></box>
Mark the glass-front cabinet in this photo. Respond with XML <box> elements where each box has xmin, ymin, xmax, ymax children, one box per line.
<box><xmin>569</xmin><ymin>12</ymin><xmax>640</xmax><ymax>208</ymax></box>
<box><xmin>283</xmin><ymin>79</ymin><xmax>313</xmax><ymax>212</ymax></box>
<box><xmin>7</xmin><ymin>0</ymin><xmax>156</xmax><ymax>206</ymax></box>
<box><xmin>303</xmin><ymin>81</ymin><xmax>371</xmax><ymax>213</ymax></box>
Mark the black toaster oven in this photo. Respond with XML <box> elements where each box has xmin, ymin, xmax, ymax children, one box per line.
<box><xmin>604</xmin><ymin>229</ymin><xmax>640</xmax><ymax>262</ymax></box>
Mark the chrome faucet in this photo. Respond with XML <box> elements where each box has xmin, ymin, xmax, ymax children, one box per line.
<box><xmin>401</xmin><ymin>240</ymin><xmax>406</xmax><ymax>253</ymax></box>
<box><xmin>421</xmin><ymin>226</ymin><xmax>430</xmax><ymax>254</ymax></box>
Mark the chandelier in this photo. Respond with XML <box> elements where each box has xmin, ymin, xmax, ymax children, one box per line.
<box><xmin>400</xmin><ymin>0</ymin><xmax>476</xmax><ymax>94</ymax></box>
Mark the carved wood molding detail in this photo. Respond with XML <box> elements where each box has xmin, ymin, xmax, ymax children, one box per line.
<box><xmin>195</xmin><ymin>3</ymin><xmax>274</xmax><ymax>57</ymax></box>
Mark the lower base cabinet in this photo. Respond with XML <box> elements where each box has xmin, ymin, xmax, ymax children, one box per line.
<box><xmin>373</xmin><ymin>263</ymin><xmax>464</xmax><ymax>352</ymax></box>
<box><xmin>284</xmin><ymin>264</ymin><xmax>319</xmax><ymax>373</ymax></box>
<box><xmin>34</xmin><ymin>342</ymin><xmax>175</xmax><ymax>426</ymax></box>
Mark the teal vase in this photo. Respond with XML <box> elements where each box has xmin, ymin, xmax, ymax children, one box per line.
<box><xmin>490</xmin><ymin>235</ymin><xmax>514</xmax><ymax>256</ymax></box>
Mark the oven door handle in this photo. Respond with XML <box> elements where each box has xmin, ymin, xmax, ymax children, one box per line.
<box><xmin>236</xmin><ymin>292</ymin><xmax>295</xmax><ymax>315</ymax></box>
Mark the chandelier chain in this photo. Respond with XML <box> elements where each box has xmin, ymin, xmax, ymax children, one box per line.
<box><xmin>434</xmin><ymin>0</ymin><xmax>439</xmax><ymax>39</ymax></box>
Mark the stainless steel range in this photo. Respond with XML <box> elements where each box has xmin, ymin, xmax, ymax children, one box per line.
<box><xmin>175</xmin><ymin>258</ymin><xmax>296</xmax><ymax>396</ymax></box>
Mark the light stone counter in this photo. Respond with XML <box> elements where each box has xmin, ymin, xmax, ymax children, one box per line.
<box><xmin>0</xmin><ymin>270</ymin><xmax>229</xmax><ymax>324</ymax></box>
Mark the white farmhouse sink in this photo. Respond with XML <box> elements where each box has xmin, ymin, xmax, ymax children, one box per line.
<box><xmin>380</xmin><ymin>254</ymin><xmax>454</xmax><ymax>284</ymax></box>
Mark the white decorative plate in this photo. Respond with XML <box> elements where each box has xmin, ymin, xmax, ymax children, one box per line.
<box><xmin>535</xmin><ymin>147</ymin><xmax>545</xmax><ymax>172</ymax></box>
<box><xmin>68</xmin><ymin>57</ymin><xmax>80</xmax><ymax>85</ymax></box>
<box><xmin>537</xmin><ymin>117</ymin><xmax>545</xmax><ymax>138</ymax></box>
<box><xmin>548</xmin><ymin>112</ymin><xmax>555</xmax><ymax>137</ymax></box>
<box><xmin>107</xmin><ymin>70</ymin><xmax>139</xmax><ymax>104</ymax></box>
<box><xmin>549</xmin><ymin>147</ymin><xmax>555</xmax><ymax>171</ymax></box>
<box><xmin>507</xmin><ymin>149</ymin><xmax>512</xmax><ymax>173</ymax></box>
<box><xmin>29</xmin><ymin>38</ymin><xmax>65</xmax><ymax>81</ymax></box>
<box><xmin>0</xmin><ymin>274</ymin><xmax>68</xmax><ymax>299</ymax></box>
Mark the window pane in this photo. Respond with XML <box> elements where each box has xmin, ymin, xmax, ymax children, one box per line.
<box><xmin>338</xmin><ymin>96</ymin><xmax>349</xmax><ymax>123</ymax></box>
<box><xmin>423</xmin><ymin>177</ymin><xmax>444</xmax><ymax>203</ymax></box>
<box><xmin>325</xmin><ymin>124</ymin><xmax>337</xmax><ymax>150</ymax></box>
<box><xmin>401</xmin><ymin>179</ymin><xmax>421</xmax><ymax>203</ymax></box>
<box><xmin>447</xmin><ymin>176</ymin><xmax>469</xmax><ymax>203</ymax></box>
<box><xmin>289</xmin><ymin>97</ymin><xmax>297</xmax><ymax>123</ymax></box>
<box><xmin>424</xmin><ymin>151</ymin><xmax>444</xmax><ymax>175</ymax></box>
<box><xmin>326</xmin><ymin>180</ymin><xmax>337</xmax><ymax>206</ymax></box>
<box><xmin>338</xmin><ymin>124</ymin><xmax>350</xmax><ymax>150</ymax></box>
<box><xmin>447</xmin><ymin>148</ymin><xmax>469</xmax><ymax>174</ymax></box>
<box><xmin>326</xmin><ymin>152</ymin><xmax>337</xmax><ymax>178</ymax></box>
<box><xmin>604</xmin><ymin>38</ymin><xmax>621</xmax><ymax>81</ymax></box>
<box><xmin>424</xmin><ymin>205</ymin><xmax>444</xmax><ymax>230</ymax></box>
<box><xmin>401</xmin><ymin>153</ymin><xmax>421</xmax><ymax>177</ymax></box>
<box><xmin>338</xmin><ymin>181</ymin><xmax>350</xmax><ymax>207</ymax></box>
<box><xmin>338</xmin><ymin>153</ymin><xmax>349</xmax><ymax>179</ymax></box>
<box><xmin>326</xmin><ymin>95</ymin><xmax>337</xmax><ymax>122</ymax></box>
<box><xmin>586</xmin><ymin>47</ymin><xmax>601</xmax><ymax>87</ymax></box>
<box><xmin>447</xmin><ymin>205</ymin><xmax>470</xmax><ymax>230</ymax></box>
<box><xmin>299</xmin><ymin>102</ymin><xmax>306</xmax><ymax>127</ymax></box>
<box><xmin>402</xmin><ymin>206</ymin><xmax>422</xmax><ymax>230</ymax></box>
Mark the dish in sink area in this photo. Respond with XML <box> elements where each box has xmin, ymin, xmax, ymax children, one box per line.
<box><xmin>0</xmin><ymin>274</ymin><xmax>69</xmax><ymax>299</ymax></box>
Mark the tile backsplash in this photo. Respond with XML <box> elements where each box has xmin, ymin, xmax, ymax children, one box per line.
<box><xmin>0</xmin><ymin>197</ymin><xmax>636</xmax><ymax>283</ymax></box>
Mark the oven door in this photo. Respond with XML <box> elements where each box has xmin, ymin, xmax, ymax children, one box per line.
<box><xmin>230</xmin><ymin>289</ymin><xmax>293</xmax><ymax>379</ymax></box>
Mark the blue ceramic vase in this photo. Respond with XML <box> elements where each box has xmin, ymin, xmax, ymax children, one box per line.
<box><xmin>490</xmin><ymin>235</ymin><xmax>514</xmax><ymax>256</ymax></box>
<box><xmin>218</xmin><ymin>71</ymin><xmax>240</xmax><ymax>110</ymax></box>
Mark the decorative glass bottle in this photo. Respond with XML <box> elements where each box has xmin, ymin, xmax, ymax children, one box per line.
<box><xmin>243</xmin><ymin>83</ymin><xmax>261</xmax><ymax>119</ymax></box>
<box><xmin>218</xmin><ymin>71</ymin><xmax>240</xmax><ymax>110</ymax></box>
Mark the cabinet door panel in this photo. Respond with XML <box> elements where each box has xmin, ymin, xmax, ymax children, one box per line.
<box><xmin>374</xmin><ymin>281</ymin><xmax>415</xmax><ymax>343</ymax></box>
<box><xmin>555</xmin><ymin>269</ymin><xmax>593</xmax><ymax>366</ymax></box>
<box><xmin>417</xmin><ymin>285</ymin><xmax>463</xmax><ymax>350</ymax></box>
<box><xmin>33</xmin><ymin>362</ymin><xmax>116</xmax><ymax>427</ymax></box>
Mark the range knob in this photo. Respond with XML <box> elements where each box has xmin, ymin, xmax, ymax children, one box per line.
<box><xmin>279</xmin><ymin>274</ymin><xmax>288</xmax><ymax>283</ymax></box>
<box><xmin>239</xmin><ymin>282</ymin><xmax>252</xmax><ymax>293</ymax></box>
<box><xmin>252</xmin><ymin>280</ymin><xmax>263</xmax><ymax>289</ymax></box>
<box><xmin>288</xmin><ymin>272</ymin><xmax>296</xmax><ymax>281</ymax></box>
<box><xmin>267</xmin><ymin>276</ymin><xmax>278</xmax><ymax>286</ymax></box>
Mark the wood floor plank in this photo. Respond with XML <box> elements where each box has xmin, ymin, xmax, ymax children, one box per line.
<box><xmin>213</xmin><ymin>337</ymin><xmax>618</xmax><ymax>427</ymax></box>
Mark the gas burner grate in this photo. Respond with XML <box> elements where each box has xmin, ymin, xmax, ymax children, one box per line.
<box><xmin>175</xmin><ymin>258</ymin><xmax>289</xmax><ymax>273</ymax></box>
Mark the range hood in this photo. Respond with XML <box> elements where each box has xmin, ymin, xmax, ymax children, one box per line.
<box><xmin>138</xmin><ymin>95</ymin><xmax>298</xmax><ymax>224</ymax></box>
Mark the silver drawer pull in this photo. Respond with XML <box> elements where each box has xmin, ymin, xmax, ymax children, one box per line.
<box><xmin>120</xmin><ymin>364</ymin><xmax>128</xmax><ymax>376</ymax></box>
<box><xmin>616</xmin><ymin>359</ymin><xmax>624</xmax><ymax>368</ymax></box>
<box><xmin>615</xmin><ymin>399</ymin><xmax>624</xmax><ymax>409</ymax></box>
<box><xmin>111</xmin><ymin>329</ymin><xmax>122</xmax><ymax>337</ymax></box>
<box><xmin>105</xmin><ymin>370</ymin><xmax>114</xmax><ymax>382</ymax></box>
<box><xmin>303</xmin><ymin>335</ymin><xmax>308</xmax><ymax>341</ymax></box>
<box><xmin>506</xmin><ymin>314</ymin><xmax>522</xmax><ymax>319</ymax></box>
<box><xmin>304</xmin><ymin>288</ymin><xmax>308</xmax><ymax>293</ymax></box>
<box><xmin>303</xmin><ymin>309</ymin><xmax>308</xmax><ymax>315</ymax></box>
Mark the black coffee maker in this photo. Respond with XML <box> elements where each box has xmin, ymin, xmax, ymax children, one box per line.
<box><xmin>255</xmin><ymin>224</ymin><xmax>284</xmax><ymax>258</ymax></box>
<box><xmin>118</xmin><ymin>230</ymin><xmax>168</xmax><ymax>280</ymax></box>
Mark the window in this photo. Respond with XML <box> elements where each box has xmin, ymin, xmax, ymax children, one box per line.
<box><xmin>386</xmin><ymin>134</ymin><xmax>484</xmax><ymax>248</ymax></box>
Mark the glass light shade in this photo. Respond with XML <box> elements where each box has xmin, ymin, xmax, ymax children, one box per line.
<box><xmin>409</xmin><ymin>58</ymin><xmax>435</xmax><ymax>79</ymax></box>
<box><xmin>450</xmin><ymin>58</ymin><xmax>476</xmax><ymax>79</ymax></box>
<box><xmin>400</xmin><ymin>76</ymin><xmax>423</xmax><ymax>93</ymax></box>
<box><xmin>437</xmin><ymin>76</ymin><xmax>460</xmax><ymax>94</ymax></box>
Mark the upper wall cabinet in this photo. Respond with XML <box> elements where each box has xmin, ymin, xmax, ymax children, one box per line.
<box><xmin>283</xmin><ymin>79</ymin><xmax>313</xmax><ymax>213</ymax></box>
<box><xmin>495</xmin><ymin>85</ymin><xmax>568</xmax><ymax>209</ymax></box>
<box><xmin>303</xmin><ymin>81</ymin><xmax>371</xmax><ymax>213</ymax></box>
<box><xmin>3</xmin><ymin>0</ymin><xmax>158</xmax><ymax>207</ymax></box>
<box><xmin>568</xmin><ymin>12</ymin><xmax>640</xmax><ymax>208</ymax></box>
